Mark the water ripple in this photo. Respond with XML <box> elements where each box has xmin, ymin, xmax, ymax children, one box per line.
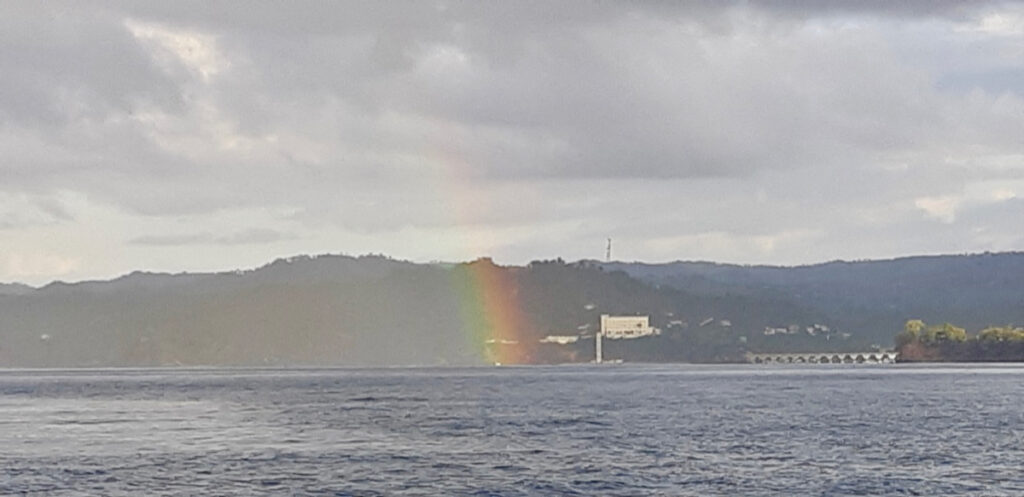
<box><xmin>2</xmin><ymin>365</ymin><xmax>1024</xmax><ymax>495</ymax></box>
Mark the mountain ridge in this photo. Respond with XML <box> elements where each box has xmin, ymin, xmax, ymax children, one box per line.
<box><xmin>1</xmin><ymin>252</ymin><xmax>1021</xmax><ymax>367</ymax></box>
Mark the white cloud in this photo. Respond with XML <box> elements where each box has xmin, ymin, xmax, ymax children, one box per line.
<box><xmin>963</xmin><ymin>7</ymin><xmax>1024</xmax><ymax>37</ymax></box>
<box><xmin>0</xmin><ymin>253</ymin><xmax>80</xmax><ymax>280</ymax></box>
<box><xmin>915</xmin><ymin>195</ymin><xmax>962</xmax><ymax>223</ymax></box>
<box><xmin>125</xmin><ymin>19</ymin><xmax>229</xmax><ymax>82</ymax></box>
<box><xmin>992</xmin><ymin>188</ymin><xmax>1017</xmax><ymax>201</ymax></box>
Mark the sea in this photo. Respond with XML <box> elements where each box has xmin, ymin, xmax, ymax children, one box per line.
<box><xmin>2</xmin><ymin>364</ymin><xmax>1023</xmax><ymax>496</ymax></box>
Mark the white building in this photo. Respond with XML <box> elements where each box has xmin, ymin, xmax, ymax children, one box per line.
<box><xmin>600</xmin><ymin>314</ymin><xmax>658</xmax><ymax>339</ymax></box>
<box><xmin>540</xmin><ymin>335</ymin><xmax>579</xmax><ymax>345</ymax></box>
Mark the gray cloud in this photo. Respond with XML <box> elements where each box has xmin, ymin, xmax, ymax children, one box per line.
<box><xmin>129</xmin><ymin>233</ymin><xmax>212</xmax><ymax>246</ymax></box>
<box><xmin>1</xmin><ymin>1</ymin><xmax>1023</xmax><ymax>282</ymax></box>
<box><xmin>130</xmin><ymin>228</ymin><xmax>296</xmax><ymax>246</ymax></box>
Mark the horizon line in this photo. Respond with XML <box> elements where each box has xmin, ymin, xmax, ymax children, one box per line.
<box><xmin>3</xmin><ymin>249</ymin><xmax>1021</xmax><ymax>289</ymax></box>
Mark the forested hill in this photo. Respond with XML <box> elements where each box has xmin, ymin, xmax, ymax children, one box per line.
<box><xmin>0</xmin><ymin>255</ymin><xmax>817</xmax><ymax>367</ymax></box>
<box><xmin>600</xmin><ymin>252</ymin><xmax>1024</xmax><ymax>347</ymax></box>
<box><xmin>2</xmin><ymin>252</ymin><xmax>1021</xmax><ymax>367</ymax></box>
<box><xmin>0</xmin><ymin>283</ymin><xmax>33</xmax><ymax>296</ymax></box>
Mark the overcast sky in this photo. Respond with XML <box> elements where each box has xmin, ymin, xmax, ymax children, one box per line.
<box><xmin>2</xmin><ymin>1</ymin><xmax>1023</xmax><ymax>284</ymax></box>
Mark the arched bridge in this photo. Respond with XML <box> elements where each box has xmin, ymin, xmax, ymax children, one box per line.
<box><xmin>746</xmin><ymin>351</ymin><xmax>898</xmax><ymax>365</ymax></box>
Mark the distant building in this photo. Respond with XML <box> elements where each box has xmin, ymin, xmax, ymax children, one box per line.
<box><xmin>484</xmin><ymin>339</ymin><xmax>519</xmax><ymax>345</ymax></box>
<box><xmin>806</xmin><ymin>324</ymin><xmax>831</xmax><ymax>336</ymax></box>
<box><xmin>540</xmin><ymin>335</ymin><xmax>579</xmax><ymax>345</ymax></box>
<box><xmin>601</xmin><ymin>315</ymin><xmax>658</xmax><ymax>339</ymax></box>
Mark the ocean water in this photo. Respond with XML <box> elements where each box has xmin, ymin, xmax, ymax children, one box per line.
<box><xmin>2</xmin><ymin>365</ymin><xmax>1023</xmax><ymax>496</ymax></box>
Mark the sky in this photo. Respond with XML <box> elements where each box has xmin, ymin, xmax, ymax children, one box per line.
<box><xmin>1</xmin><ymin>1</ymin><xmax>1023</xmax><ymax>285</ymax></box>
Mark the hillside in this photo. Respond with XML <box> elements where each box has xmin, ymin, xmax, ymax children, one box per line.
<box><xmin>601</xmin><ymin>252</ymin><xmax>1024</xmax><ymax>347</ymax></box>
<box><xmin>0</xmin><ymin>255</ymin><xmax>825</xmax><ymax>367</ymax></box>
<box><xmin>2</xmin><ymin>252</ymin><xmax>1022</xmax><ymax>367</ymax></box>
<box><xmin>0</xmin><ymin>283</ymin><xmax>33</xmax><ymax>296</ymax></box>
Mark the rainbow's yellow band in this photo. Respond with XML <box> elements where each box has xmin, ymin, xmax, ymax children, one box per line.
<box><xmin>455</xmin><ymin>261</ymin><xmax>533</xmax><ymax>364</ymax></box>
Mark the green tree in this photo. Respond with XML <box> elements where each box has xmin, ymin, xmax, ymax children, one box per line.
<box><xmin>895</xmin><ymin>319</ymin><xmax>926</xmax><ymax>348</ymax></box>
<box><xmin>924</xmin><ymin>322</ymin><xmax>967</xmax><ymax>343</ymax></box>
<box><xmin>978</xmin><ymin>325</ymin><xmax>1024</xmax><ymax>342</ymax></box>
<box><xmin>905</xmin><ymin>319</ymin><xmax>925</xmax><ymax>336</ymax></box>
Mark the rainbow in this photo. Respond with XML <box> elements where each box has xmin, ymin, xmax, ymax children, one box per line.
<box><xmin>454</xmin><ymin>259</ymin><xmax>534</xmax><ymax>365</ymax></box>
<box><xmin>430</xmin><ymin>136</ymin><xmax>536</xmax><ymax>364</ymax></box>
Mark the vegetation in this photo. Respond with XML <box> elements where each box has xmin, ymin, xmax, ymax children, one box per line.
<box><xmin>977</xmin><ymin>325</ymin><xmax>1024</xmax><ymax>342</ymax></box>
<box><xmin>5</xmin><ymin>252</ymin><xmax>1024</xmax><ymax>367</ymax></box>
<box><xmin>0</xmin><ymin>255</ymin><xmax>849</xmax><ymax>367</ymax></box>
<box><xmin>609</xmin><ymin>252</ymin><xmax>1024</xmax><ymax>349</ymax></box>
<box><xmin>895</xmin><ymin>319</ymin><xmax>1024</xmax><ymax>362</ymax></box>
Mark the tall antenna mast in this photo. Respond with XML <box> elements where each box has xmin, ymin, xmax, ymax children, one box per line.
<box><xmin>606</xmin><ymin>238</ymin><xmax>612</xmax><ymax>262</ymax></box>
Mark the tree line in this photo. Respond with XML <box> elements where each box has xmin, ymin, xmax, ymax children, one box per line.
<box><xmin>895</xmin><ymin>319</ymin><xmax>1024</xmax><ymax>362</ymax></box>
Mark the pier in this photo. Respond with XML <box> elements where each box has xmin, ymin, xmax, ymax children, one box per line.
<box><xmin>746</xmin><ymin>351</ymin><xmax>898</xmax><ymax>364</ymax></box>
